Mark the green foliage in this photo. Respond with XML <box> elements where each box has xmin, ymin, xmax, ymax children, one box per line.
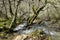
<box><xmin>0</xmin><ymin>32</ymin><xmax>6</xmax><ymax>37</ymax></box>
<box><xmin>0</xmin><ymin>18</ymin><xmax>12</xmax><ymax>29</ymax></box>
<box><xmin>16</xmin><ymin>18</ymin><xmax>22</xmax><ymax>25</ymax></box>
<box><xmin>0</xmin><ymin>18</ymin><xmax>7</xmax><ymax>22</ymax></box>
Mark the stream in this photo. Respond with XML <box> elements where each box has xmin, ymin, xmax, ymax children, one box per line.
<box><xmin>14</xmin><ymin>24</ymin><xmax>60</xmax><ymax>40</ymax></box>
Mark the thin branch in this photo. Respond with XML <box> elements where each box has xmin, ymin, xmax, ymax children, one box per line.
<box><xmin>37</xmin><ymin>0</ymin><xmax>47</xmax><ymax>13</ymax></box>
<box><xmin>2</xmin><ymin>0</ymin><xmax>9</xmax><ymax>19</ymax></box>
<box><xmin>8</xmin><ymin>0</ymin><xmax>14</xmax><ymax>16</ymax></box>
<box><xmin>27</xmin><ymin>0</ymin><xmax>47</xmax><ymax>25</ymax></box>
<box><xmin>47</xmin><ymin>2</ymin><xmax>60</xmax><ymax>19</ymax></box>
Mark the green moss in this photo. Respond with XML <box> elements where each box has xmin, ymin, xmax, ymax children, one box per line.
<box><xmin>0</xmin><ymin>32</ymin><xmax>6</xmax><ymax>37</ymax></box>
<box><xmin>16</xmin><ymin>18</ymin><xmax>22</xmax><ymax>24</ymax></box>
<box><xmin>0</xmin><ymin>22</ymin><xmax>5</xmax><ymax>28</ymax></box>
<box><xmin>0</xmin><ymin>18</ymin><xmax>12</xmax><ymax>29</ymax></box>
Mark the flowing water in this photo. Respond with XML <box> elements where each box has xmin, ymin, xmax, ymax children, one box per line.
<box><xmin>15</xmin><ymin>24</ymin><xmax>60</xmax><ymax>40</ymax></box>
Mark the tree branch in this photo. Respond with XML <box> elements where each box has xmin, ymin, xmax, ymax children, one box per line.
<box><xmin>27</xmin><ymin>0</ymin><xmax>47</xmax><ymax>25</ymax></box>
<box><xmin>9</xmin><ymin>0</ymin><xmax>22</xmax><ymax>31</ymax></box>
<box><xmin>2</xmin><ymin>0</ymin><xmax>9</xmax><ymax>19</ymax></box>
<box><xmin>8</xmin><ymin>0</ymin><xmax>14</xmax><ymax>16</ymax></box>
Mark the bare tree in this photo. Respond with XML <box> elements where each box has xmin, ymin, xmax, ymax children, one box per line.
<box><xmin>27</xmin><ymin>0</ymin><xmax>47</xmax><ymax>25</ymax></box>
<box><xmin>9</xmin><ymin>0</ymin><xmax>23</xmax><ymax>31</ymax></box>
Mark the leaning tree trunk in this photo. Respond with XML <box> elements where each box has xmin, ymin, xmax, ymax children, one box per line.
<box><xmin>27</xmin><ymin>0</ymin><xmax>47</xmax><ymax>25</ymax></box>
